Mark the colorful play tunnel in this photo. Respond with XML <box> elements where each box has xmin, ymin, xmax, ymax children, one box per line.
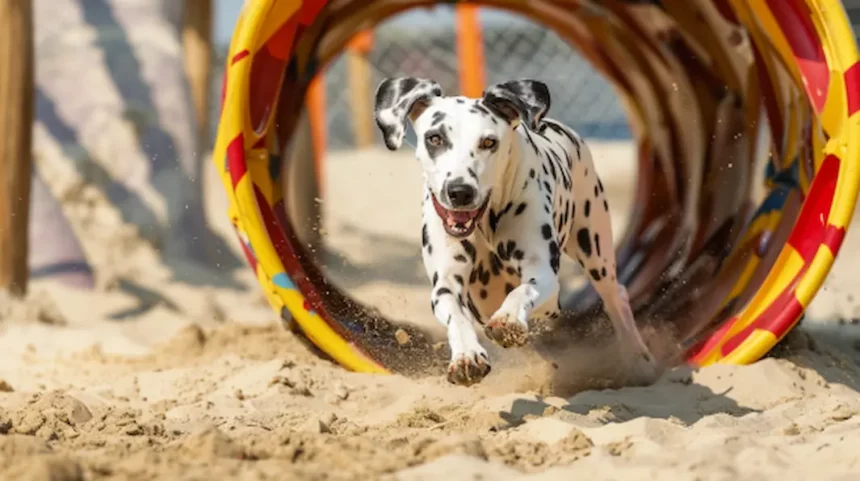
<box><xmin>212</xmin><ymin>0</ymin><xmax>860</xmax><ymax>377</ymax></box>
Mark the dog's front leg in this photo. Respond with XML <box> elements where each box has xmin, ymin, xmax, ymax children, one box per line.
<box><xmin>421</xmin><ymin>220</ymin><xmax>490</xmax><ymax>386</ymax></box>
<box><xmin>485</xmin><ymin>238</ymin><xmax>560</xmax><ymax>348</ymax></box>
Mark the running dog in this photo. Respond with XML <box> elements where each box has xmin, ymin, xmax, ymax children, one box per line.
<box><xmin>374</xmin><ymin>77</ymin><xmax>660</xmax><ymax>386</ymax></box>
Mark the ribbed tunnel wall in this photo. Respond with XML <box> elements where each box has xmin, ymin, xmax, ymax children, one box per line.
<box><xmin>213</xmin><ymin>0</ymin><xmax>860</xmax><ymax>378</ymax></box>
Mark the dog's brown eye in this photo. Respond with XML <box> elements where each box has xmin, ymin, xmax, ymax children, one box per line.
<box><xmin>427</xmin><ymin>134</ymin><xmax>442</xmax><ymax>146</ymax></box>
<box><xmin>480</xmin><ymin>137</ymin><xmax>497</xmax><ymax>150</ymax></box>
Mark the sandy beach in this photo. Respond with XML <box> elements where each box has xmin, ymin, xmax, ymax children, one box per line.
<box><xmin>2</xmin><ymin>142</ymin><xmax>860</xmax><ymax>481</ymax></box>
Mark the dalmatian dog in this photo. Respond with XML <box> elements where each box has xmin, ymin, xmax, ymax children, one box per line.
<box><xmin>374</xmin><ymin>77</ymin><xmax>660</xmax><ymax>386</ymax></box>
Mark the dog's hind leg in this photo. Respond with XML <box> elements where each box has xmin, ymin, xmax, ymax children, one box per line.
<box><xmin>565</xmin><ymin>159</ymin><xmax>661</xmax><ymax>386</ymax></box>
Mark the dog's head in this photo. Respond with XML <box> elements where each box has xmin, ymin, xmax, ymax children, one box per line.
<box><xmin>374</xmin><ymin>77</ymin><xmax>550</xmax><ymax>238</ymax></box>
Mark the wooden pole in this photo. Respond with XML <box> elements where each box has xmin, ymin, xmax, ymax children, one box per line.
<box><xmin>182</xmin><ymin>0</ymin><xmax>213</xmax><ymax>151</ymax></box>
<box><xmin>346</xmin><ymin>31</ymin><xmax>374</xmax><ymax>149</ymax></box>
<box><xmin>305</xmin><ymin>74</ymin><xmax>327</xmax><ymax>196</ymax></box>
<box><xmin>0</xmin><ymin>0</ymin><xmax>34</xmax><ymax>297</ymax></box>
<box><xmin>455</xmin><ymin>4</ymin><xmax>486</xmax><ymax>97</ymax></box>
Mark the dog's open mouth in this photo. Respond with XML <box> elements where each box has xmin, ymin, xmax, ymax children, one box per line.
<box><xmin>431</xmin><ymin>193</ymin><xmax>489</xmax><ymax>238</ymax></box>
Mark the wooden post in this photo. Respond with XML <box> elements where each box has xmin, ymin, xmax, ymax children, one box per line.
<box><xmin>455</xmin><ymin>4</ymin><xmax>486</xmax><ymax>97</ymax></box>
<box><xmin>346</xmin><ymin>31</ymin><xmax>374</xmax><ymax>149</ymax></box>
<box><xmin>182</xmin><ymin>0</ymin><xmax>213</xmax><ymax>151</ymax></box>
<box><xmin>0</xmin><ymin>0</ymin><xmax>34</xmax><ymax>297</ymax></box>
<box><xmin>305</xmin><ymin>74</ymin><xmax>327</xmax><ymax>196</ymax></box>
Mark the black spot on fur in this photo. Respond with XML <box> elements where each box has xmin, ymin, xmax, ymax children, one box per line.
<box><xmin>549</xmin><ymin>241</ymin><xmax>560</xmax><ymax>273</ymax></box>
<box><xmin>563</xmin><ymin>200</ymin><xmax>570</xmax><ymax>227</ymax></box>
<box><xmin>506</xmin><ymin>266</ymin><xmax>517</xmax><ymax>275</ymax></box>
<box><xmin>541</xmin><ymin>224</ymin><xmax>553</xmax><ymax>240</ymax></box>
<box><xmin>594</xmin><ymin>185</ymin><xmax>599</xmax><ymax>197</ymax></box>
<box><xmin>454</xmin><ymin>274</ymin><xmax>464</xmax><ymax>286</ymax></box>
<box><xmin>479</xmin><ymin>263</ymin><xmax>491</xmax><ymax>285</ymax></box>
<box><xmin>601</xmin><ymin>267</ymin><xmax>607</xmax><ymax>278</ymax></box>
<box><xmin>421</xmin><ymin>224</ymin><xmax>429</xmax><ymax>247</ymax></box>
<box><xmin>577</xmin><ymin>228</ymin><xmax>592</xmax><ymax>257</ymax></box>
<box><xmin>431</xmin><ymin>111</ymin><xmax>446</xmax><ymax>126</ymax></box>
<box><xmin>523</xmin><ymin>128</ymin><xmax>540</xmax><ymax>156</ymax></box>
<box><xmin>436</xmin><ymin>287</ymin><xmax>453</xmax><ymax>297</ymax></box>
<box><xmin>454</xmin><ymin>254</ymin><xmax>467</xmax><ymax>263</ymax></box>
<box><xmin>480</xmin><ymin>289</ymin><xmax>488</xmax><ymax>299</ymax></box>
<box><xmin>594</xmin><ymin>233</ymin><xmax>602</xmax><ymax>257</ymax></box>
<box><xmin>589</xmin><ymin>269</ymin><xmax>601</xmax><ymax>281</ymax></box>
<box><xmin>515</xmin><ymin>203</ymin><xmax>527</xmax><ymax>216</ymax></box>
<box><xmin>513</xmin><ymin>249</ymin><xmax>525</xmax><ymax>261</ymax></box>
<box><xmin>598</xmin><ymin>178</ymin><xmax>605</xmax><ymax>193</ymax></box>
<box><xmin>546</xmin><ymin>152</ymin><xmax>558</xmax><ymax>180</ymax></box>
<box><xmin>490</xmin><ymin>253</ymin><xmax>503</xmax><ymax>275</ymax></box>
<box><xmin>467</xmin><ymin>168</ymin><xmax>478</xmax><ymax>181</ymax></box>
<box><xmin>604</xmin><ymin>200</ymin><xmax>609</xmax><ymax>211</ymax></box>
<box><xmin>584</xmin><ymin>200</ymin><xmax>591</xmax><ymax>218</ymax></box>
<box><xmin>473</xmin><ymin>103</ymin><xmax>492</xmax><ymax>116</ymax></box>
<box><xmin>467</xmin><ymin>294</ymin><xmax>481</xmax><ymax>322</ymax></box>
<box><xmin>461</xmin><ymin>240</ymin><xmax>476</xmax><ymax>261</ymax></box>
<box><xmin>489</xmin><ymin>202</ymin><xmax>514</xmax><ymax>233</ymax></box>
<box><xmin>542</xmin><ymin>180</ymin><xmax>552</xmax><ymax>192</ymax></box>
<box><xmin>542</xmin><ymin>119</ymin><xmax>580</xmax><ymax>158</ymax></box>
<box><xmin>456</xmin><ymin>98</ymin><xmax>465</xmax><ymax>104</ymax></box>
<box><xmin>432</xmin><ymin>272</ymin><xmax>439</xmax><ymax>286</ymax></box>
<box><xmin>469</xmin><ymin>268</ymin><xmax>477</xmax><ymax>284</ymax></box>
<box><xmin>529</xmin><ymin>168</ymin><xmax>536</xmax><ymax>179</ymax></box>
<box><xmin>505</xmin><ymin>283</ymin><xmax>515</xmax><ymax>294</ymax></box>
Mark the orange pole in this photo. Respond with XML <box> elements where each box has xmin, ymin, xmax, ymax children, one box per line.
<box><xmin>305</xmin><ymin>74</ymin><xmax>327</xmax><ymax>196</ymax></box>
<box><xmin>455</xmin><ymin>4</ymin><xmax>485</xmax><ymax>97</ymax></box>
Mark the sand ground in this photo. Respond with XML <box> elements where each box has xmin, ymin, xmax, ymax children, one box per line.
<box><xmin>2</xmin><ymin>142</ymin><xmax>860</xmax><ymax>481</ymax></box>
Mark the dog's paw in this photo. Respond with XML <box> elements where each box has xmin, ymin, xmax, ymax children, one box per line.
<box><xmin>484</xmin><ymin>312</ymin><xmax>529</xmax><ymax>348</ymax></box>
<box><xmin>447</xmin><ymin>349</ymin><xmax>491</xmax><ymax>386</ymax></box>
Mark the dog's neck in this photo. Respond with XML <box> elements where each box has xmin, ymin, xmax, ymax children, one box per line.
<box><xmin>475</xmin><ymin>126</ymin><xmax>538</xmax><ymax>242</ymax></box>
<box><xmin>488</xmin><ymin>126</ymin><xmax>532</xmax><ymax>210</ymax></box>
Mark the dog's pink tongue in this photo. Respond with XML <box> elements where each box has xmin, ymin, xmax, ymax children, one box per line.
<box><xmin>449</xmin><ymin>210</ymin><xmax>473</xmax><ymax>223</ymax></box>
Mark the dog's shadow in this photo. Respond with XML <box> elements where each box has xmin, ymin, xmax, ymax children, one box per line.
<box><xmin>496</xmin><ymin>369</ymin><xmax>757</xmax><ymax>430</ymax></box>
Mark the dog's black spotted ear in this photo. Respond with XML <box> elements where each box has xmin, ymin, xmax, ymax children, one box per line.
<box><xmin>481</xmin><ymin>80</ymin><xmax>550</xmax><ymax>130</ymax></box>
<box><xmin>374</xmin><ymin>77</ymin><xmax>444</xmax><ymax>150</ymax></box>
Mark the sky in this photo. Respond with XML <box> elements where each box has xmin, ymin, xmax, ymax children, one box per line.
<box><xmin>213</xmin><ymin>1</ymin><xmax>529</xmax><ymax>46</ymax></box>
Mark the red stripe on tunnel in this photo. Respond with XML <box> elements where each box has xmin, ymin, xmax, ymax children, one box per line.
<box><xmin>719</xmin><ymin>285</ymin><xmax>805</xmax><ymax>356</ymax></box>
<box><xmin>227</xmin><ymin>135</ymin><xmax>247</xmax><ymax>187</ymax></box>
<box><xmin>765</xmin><ymin>0</ymin><xmax>830</xmax><ymax>113</ymax></box>
<box><xmin>785</xmin><ymin>154</ymin><xmax>839</xmax><ymax>262</ymax></box>
<box><xmin>231</xmin><ymin>50</ymin><xmax>250</xmax><ymax>64</ymax></box>
<box><xmin>845</xmin><ymin>61</ymin><xmax>860</xmax><ymax>116</ymax></box>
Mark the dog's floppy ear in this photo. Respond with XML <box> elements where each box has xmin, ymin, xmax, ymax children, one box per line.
<box><xmin>374</xmin><ymin>77</ymin><xmax>444</xmax><ymax>150</ymax></box>
<box><xmin>481</xmin><ymin>80</ymin><xmax>550</xmax><ymax>130</ymax></box>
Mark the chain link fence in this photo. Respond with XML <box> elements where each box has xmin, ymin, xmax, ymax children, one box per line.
<box><xmin>210</xmin><ymin>6</ymin><xmax>632</xmax><ymax>151</ymax></box>
<box><xmin>323</xmin><ymin>6</ymin><xmax>631</xmax><ymax>151</ymax></box>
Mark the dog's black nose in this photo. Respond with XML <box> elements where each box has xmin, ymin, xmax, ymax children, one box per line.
<box><xmin>446</xmin><ymin>182</ymin><xmax>477</xmax><ymax>208</ymax></box>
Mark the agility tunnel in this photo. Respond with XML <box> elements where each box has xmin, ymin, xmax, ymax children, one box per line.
<box><xmin>212</xmin><ymin>0</ymin><xmax>860</xmax><ymax>378</ymax></box>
